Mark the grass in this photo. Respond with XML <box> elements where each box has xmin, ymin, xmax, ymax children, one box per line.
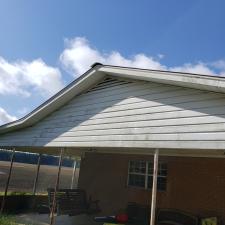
<box><xmin>0</xmin><ymin>215</ymin><xmax>34</xmax><ymax>225</ymax></box>
<box><xmin>0</xmin><ymin>191</ymin><xmax>48</xmax><ymax>195</ymax></box>
<box><xmin>0</xmin><ymin>215</ymin><xmax>18</xmax><ymax>225</ymax></box>
<box><xmin>0</xmin><ymin>192</ymin><xmax>32</xmax><ymax>196</ymax></box>
<box><xmin>0</xmin><ymin>191</ymin><xmax>48</xmax><ymax>196</ymax></box>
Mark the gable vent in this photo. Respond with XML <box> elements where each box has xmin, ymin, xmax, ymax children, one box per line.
<box><xmin>86</xmin><ymin>77</ymin><xmax>132</xmax><ymax>93</ymax></box>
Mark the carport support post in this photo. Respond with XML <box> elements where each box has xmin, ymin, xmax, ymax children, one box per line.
<box><xmin>70</xmin><ymin>160</ymin><xmax>77</xmax><ymax>189</ymax></box>
<box><xmin>32</xmin><ymin>153</ymin><xmax>41</xmax><ymax>195</ymax></box>
<box><xmin>150</xmin><ymin>149</ymin><xmax>159</xmax><ymax>225</ymax></box>
<box><xmin>50</xmin><ymin>148</ymin><xmax>64</xmax><ymax>225</ymax></box>
<box><xmin>0</xmin><ymin>149</ymin><xmax>15</xmax><ymax>214</ymax></box>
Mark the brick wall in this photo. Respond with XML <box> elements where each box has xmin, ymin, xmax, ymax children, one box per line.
<box><xmin>78</xmin><ymin>152</ymin><xmax>225</xmax><ymax>221</ymax></box>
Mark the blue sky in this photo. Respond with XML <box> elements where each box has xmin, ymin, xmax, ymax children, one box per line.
<box><xmin>0</xmin><ymin>0</ymin><xmax>225</xmax><ymax>124</ymax></box>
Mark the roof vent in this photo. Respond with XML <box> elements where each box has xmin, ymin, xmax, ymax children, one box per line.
<box><xmin>91</xmin><ymin>62</ymin><xmax>103</xmax><ymax>68</ymax></box>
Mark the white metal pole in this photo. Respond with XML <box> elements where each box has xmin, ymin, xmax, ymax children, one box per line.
<box><xmin>150</xmin><ymin>149</ymin><xmax>159</xmax><ymax>225</ymax></box>
<box><xmin>70</xmin><ymin>160</ymin><xmax>77</xmax><ymax>189</ymax></box>
<box><xmin>50</xmin><ymin>148</ymin><xmax>64</xmax><ymax>225</ymax></box>
<box><xmin>0</xmin><ymin>148</ymin><xmax>15</xmax><ymax>214</ymax></box>
<box><xmin>32</xmin><ymin>153</ymin><xmax>41</xmax><ymax>195</ymax></box>
<box><xmin>76</xmin><ymin>159</ymin><xmax>81</xmax><ymax>188</ymax></box>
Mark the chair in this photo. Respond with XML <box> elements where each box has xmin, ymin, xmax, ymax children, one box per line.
<box><xmin>47</xmin><ymin>188</ymin><xmax>100</xmax><ymax>216</ymax></box>
<box><xmin>157</xmin><ymin>209</ymin><xmax>198</xmax><ymax>225</ymax></box>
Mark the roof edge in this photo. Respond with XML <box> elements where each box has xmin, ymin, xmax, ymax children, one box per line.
<box><xmin>100</xmin><ymin>65</ymin><xmax>225</xmax><ymax>94</ymax></box>
<box><xmin>1</xmin><ymin>63</ymin><xmax>225</xmax><ymax>134</ymax></box>
<box><xmin>0</xmin><ymin>64</ymin><xmax>105</xmax><ymax>134</ymax></box>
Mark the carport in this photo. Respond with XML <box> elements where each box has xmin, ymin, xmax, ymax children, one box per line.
<box><xmin>1</xmin><ymin>64</ymin><xmax>225</xmax><ymax>224</ymax></box>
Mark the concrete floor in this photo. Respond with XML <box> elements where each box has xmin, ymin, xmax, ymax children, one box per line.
<box><xmin>16</xmin><ymin>213</ymin><xmax>102</xmax><ymax>225</ymax></box>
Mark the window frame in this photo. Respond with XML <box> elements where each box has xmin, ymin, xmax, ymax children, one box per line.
<box><xmin>127</xmin><ymin>160</ymin><xmax>167</xmax><ymax>191</ymax></box>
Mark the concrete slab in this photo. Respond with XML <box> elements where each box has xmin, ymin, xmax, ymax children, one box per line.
<box><xmin>16</xmin><ymin>213</ymin><xmax>101</xmax><ymax>225</ymax></box>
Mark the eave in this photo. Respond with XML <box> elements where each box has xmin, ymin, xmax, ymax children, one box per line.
<box><xmin>1</xmin><ymin>63</ymin><xmax>225</xmax><ymax>135</ymax></box>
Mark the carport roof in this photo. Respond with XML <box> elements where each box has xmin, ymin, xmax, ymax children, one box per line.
<box><xmin>1</xmin><ymin>63</ymin><xmax>225</xmax><ymax>135</ymax></box>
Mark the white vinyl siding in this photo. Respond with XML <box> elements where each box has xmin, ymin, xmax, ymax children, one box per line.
<box><xmin>1</xmin><ymin>76</ymin><xmax>225</xmax><ymax>150</ymax></box>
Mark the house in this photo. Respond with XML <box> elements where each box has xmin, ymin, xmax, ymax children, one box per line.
<box><xmin>1</xmin><ymin>63</ymin><xmax>225</xmax><ymax>222</ymax></box>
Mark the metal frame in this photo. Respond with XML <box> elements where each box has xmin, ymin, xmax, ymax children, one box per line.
<box><xmin>150</xmin><ymin>149</ymin><xmax>159</xmax><ymax>225</ymax></box>
<box><xmin>0</xmin><ymin>149</ymin><xmax>15</xmax><ymax>214</ymax></box>
<box><xmin>70</xmin><ymin>160</ymin><xmax>77</xmax><ymax>189</ymax></box>
<box><xmin>127</xmin><ymin>158</ymin><xmax>167</xmax><ymax>190</ymax></box>
<box><xmin>49</xmin><ymin>148</ymin><xmax>64</xmax><ymax>225</ymax></box>
<box><xmin>32</xmin><ymin>153</ymin><xmax>41</xmax><ymax>195</ymax></box>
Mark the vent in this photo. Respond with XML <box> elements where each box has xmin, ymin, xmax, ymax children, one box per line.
<box><xmin>86</xmin><ymin>77</ymin><xmax>132</xmax><ymax>93</ymax></box>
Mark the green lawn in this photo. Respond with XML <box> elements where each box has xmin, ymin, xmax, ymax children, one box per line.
<box><xmin>0</xmin><ymin>192</ymin><xmax>32</xmax><ymax>196</ymax></box>
<box><xmin>0</xmin><ymin>191</ymin><xmax>47</xmax><ymax>196</ymax></box>
<box><xmin>0</xmin><ymin>215</ymin><xmax>33</xmax><ymax>225</ymax></box>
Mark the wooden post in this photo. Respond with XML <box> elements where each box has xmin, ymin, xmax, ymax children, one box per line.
<box><xmin>0</xmin><ymin>149</ymin><xmax>15</xmax><ymax>214</ymax></box>
<box><xmin>70</xmin><ymin>160</ymin><xmax>77</xmax><ymax>189</ymax></box>
<box><xmin>32</xmin><ymin>153</ymin><xmax>41</xmax><ymax>195</ymax></box>
<box><xmin>150</xmin><ymin>149</ymin><xmax>159</xmax><ymax>225</ymax></box>
<box><xmin>50</xmin><ymin>148</ymin><xmax>64</xmax><ymax>225</ymax></box>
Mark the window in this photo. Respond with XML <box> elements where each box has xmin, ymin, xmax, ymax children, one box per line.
<box><xmin>128</xmin><ymin>160</ymin><xmax>167</xmax><ymax>191</ymax></box>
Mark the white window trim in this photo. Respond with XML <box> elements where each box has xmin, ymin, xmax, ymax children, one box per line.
<box><xmin>127</xmin><ymin>160</ymin><xmax>167</xmax><ymax>190</ymax></box>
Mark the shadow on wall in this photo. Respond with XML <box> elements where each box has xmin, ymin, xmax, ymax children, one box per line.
<box><xmin>1</xmin><ymin>76</ymin><xmax>225</xmax><ymax>147</ymax></box>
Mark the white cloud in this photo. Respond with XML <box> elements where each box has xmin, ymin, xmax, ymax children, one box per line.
<box><xmin>0</xmin><ymin>107</ymin><xmax>17</xmax><ymax>125</ymax></box>
<box><xmin>170</xmin><ymin>63</ymin><xmax>216</xmax><ymax>76</ymax></box>
<box><xmin>60</xmin><ymin>37</ymin><xmax>104</xmax><ymax>76</ymax></box>
<box><xmin>157</xmin><ymin>54</ymin><xmax>165</xmax><ymax>59</ymax></box>
<box><xmin>17</xmin><ymin>107</ymin><xmax>30</xmax><ymax>116</ymax></box>
<box><xmin>0</xmin><ymin>57</ymin><xmax>64</xmax><ymax>97</ymax></box>
<box><xmin>211</xmin><ymin>60</ymin><xmax>225</xmax><ymax>71</ymax></box>
<box><xmin>60</xmin><ymin>37</ymin><xmax>166</xmax><ymax>76</ymax></box>
<box><xmin>60</xmin><ymin>37</ymin><xmax>225</xmax><ymax>78</ymax></box>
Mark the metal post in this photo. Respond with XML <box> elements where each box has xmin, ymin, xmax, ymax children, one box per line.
<box><xmin>32</xmin><ymin>153</ymin><xmax>41</xmax><ymax>195</ymax></box>
<box><xmin>0</xmin><ymin>149</ymin><xmax>15</xmax><ymax>214</ymax></box>
<box><xmin>50</xmin><ymin>148</ymin><xmax>64</xmax><ymax>225</ymax></box>
<box><xmin>150</xmin><ymin>149</ymin><xmax>159</xmax><ymax>225</ymax></box>
<box><xmin>77</xmin><ymin>158</ymin><xmax>82</xmax><ymax>187</ymax></box>
<box><xmin>70</xmin><ymin>160</ymin><xmax>77</xmax><ymax>189</ymax></box>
